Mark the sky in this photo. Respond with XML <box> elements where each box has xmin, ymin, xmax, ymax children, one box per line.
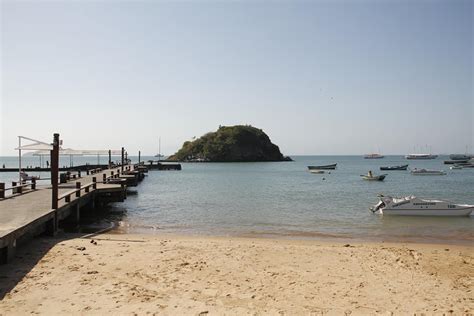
<box><xmin>1</xmin><ymin>0</ymin><xmax>472</xmax><ymax>156</ymax></box>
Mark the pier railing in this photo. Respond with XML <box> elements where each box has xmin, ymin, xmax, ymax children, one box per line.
<box><xmin>0</xmin><ymin>179</ymin><xmax>37</xmax><ymax>199</ymax></box>
<box><xmin>57</xmin><ymin>177</ymin><xmax>98</xmax><ymax>204</ymax></box>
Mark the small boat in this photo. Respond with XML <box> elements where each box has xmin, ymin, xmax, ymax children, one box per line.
<box><xmin>449</xmin><ymin>154</ymin><xmax>472</xmax><ymax>160</ymax></box>
<box><xmin>307</xmin><ymin>164</ymin><xmax>337</xmax><ymax>170</ymax></box>
<box><xmin>444</xmin><ymin>159</ymin><xmax>469</xmax><ymax>164</ymax></box>
<box><xmin>405</xmin><ymin>154</ymin><xmax>438</xmax><ymax>160</ymax></box>
<box><xmin>450</xmin><ymin>165</ymin><xmax>463</xmax><ymax>170</ymax></box>
<box><xmin>309</xmin><ymin>169</ymin><xmax>325</xmax><ymax>174</ymax></box>
<box><xmin>364</xmin><ymin>153</ymin><xmax>384</xmax><ymax>159</ymax></box>
<box><xmin>380</xmin><ymin>164</ymin><xmax>408</xmax><ymax>171</ymax></box>
<box><xmin>361</xmin><ymin>171</ymin><xmax>387</xmax><ymax>181</ymax></box>
<box><xmin>410</xmin><ymin>168</ymin><xmax>446</xmax><ymax>175</ymax></box>
<box><xmin>370</xmin><ymin>195</ymin><xmax>474</xmax><ymax>216</ymax></box>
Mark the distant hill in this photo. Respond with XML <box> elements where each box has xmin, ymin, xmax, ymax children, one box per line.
<box><xmin>168</xmin><ymin>125</ymin><xmax>292</xmax><ymax>162</ymax></box>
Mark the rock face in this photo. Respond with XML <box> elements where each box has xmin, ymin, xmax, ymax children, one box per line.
<box><xmin>168</xmin><ymin>125</ymin><xmax>292</xmax><ymax>162</ymax></box>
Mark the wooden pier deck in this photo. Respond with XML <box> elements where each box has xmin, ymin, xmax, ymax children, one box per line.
<box><xmin>0</xmin><ymin>164</ymin><xmax>146</xmax><ymax>263</ymax></box>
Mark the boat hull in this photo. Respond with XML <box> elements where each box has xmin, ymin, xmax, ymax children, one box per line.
<box><xmin>382</xmin><ymin>207</ymin><xmax>473</xmax><ymax>216</ymax></box>
<box><xmin>308</xmin><ymin>164</ymin><xmax>337</xmax><ymax>170</ymax></box>
<box><xmin>361</xmin><ymin>175</ymin><xmax>386</xmax><ymax>181</ymax></box>
<box><xmin>380</xmin><ymin>165</ymin><xmax>408</xmax><ymax>171</ymax></box>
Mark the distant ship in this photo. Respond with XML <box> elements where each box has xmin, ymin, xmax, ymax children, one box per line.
<box><xmin>364</xmin><ymin>153</ymin><xmax>384</xmax><ymax>159</ymax></box>
<box><xmin>405</xmin><ymin>154</ymin><xmax>438</xmax><ymax>160</ymax></box>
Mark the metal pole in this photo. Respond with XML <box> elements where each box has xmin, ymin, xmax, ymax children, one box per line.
<box><xmin>138</xmin><ymin>150</ymin><xmax>141</xmax><ymax>164</ymax></box>
<box><xmin>108</xmin><ymin>150</ymin><xmax>111</xmax><ymax>168</ymax></box>
<box><xmin>51</xmin><ymin>133</ymin><xmax>59</xmax><ymax>209</ymax></box>
<box><xmin>18</xmin><ymin>136</ymin><xmax>21</xmax><ymax>183</ymax></box>
<box><xmin>121</xmin><ymin>147</ymin><xmax>124</xmax><ymax>172</ymax></box>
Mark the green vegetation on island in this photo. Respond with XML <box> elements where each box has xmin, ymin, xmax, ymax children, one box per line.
<box><xmin>168</xmin><ymin>125</ymin><xmax>292</xmax><ymax>162</ymax></box>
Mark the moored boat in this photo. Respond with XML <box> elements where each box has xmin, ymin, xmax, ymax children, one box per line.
<box><xmin>307</xmin><ymin>164</ymin><xmax>337</xmax><ymax>170</ymax></box>
<box><xmin>361</xmin><ymin>171</ymin><xmax>387</xmax><ymax>181</ymax></box>
<box><xmin>450</xmin><ymin>165</ymin><xmax>463</xmax><ymax>170</ymax></box>
<box><xmin>410</xmin><ymin>168</ymin><xmax>446</xmax><ymax>175</ymax></box>
<box><xmin>370</xmin><ymin>195</ymin><xmax>474</xmax><ymax>216</ymax></box>
<box><xmin>405</xmin><ymin>154</ymin><xmax>438</xmax><ymax>160</ymax></box>
<box><xmin>309</xmin><ymin>169</ymin><xmax>325</xmax><ymax>174</ymax></box>
<box><xmin>380</xmin><ymin>164</ymin><xmax>408</xmax><ymax>171</ymax></box>
<box><xmin>364</xmin><ymin>153</ymin><xmax>384</xmax><ymax>159</ymax></box>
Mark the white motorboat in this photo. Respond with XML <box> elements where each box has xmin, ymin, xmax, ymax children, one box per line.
<box><xmin>410</xmin><ymin>168</ymin><xmax>446</xmax><ymax>175</ymax></box>
<box><xmin>405</xmin><ymin>154</ymin><xmax>438</xmax><ymax>160</ymax></box>
<box><xmin>450</xmin><ymin>165</ymin><xmax>463</xmax><ymax>170</ymax></box>
<box><xmin>371</xmin><ymin>195</ymin><xmax>474</xmax><ymax>216</ymax></box>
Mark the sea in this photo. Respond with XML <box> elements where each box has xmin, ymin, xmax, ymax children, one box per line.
<box><xmin>1</xmin><ymin>155</ymin><xmax>473</xmax><ymax>244</ymax></box>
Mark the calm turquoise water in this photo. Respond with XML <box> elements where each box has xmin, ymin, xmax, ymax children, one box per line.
<box><xmin>1</xmin><ymin>155</ymin><xmax>473</xmax><ymax>243</ymax></box>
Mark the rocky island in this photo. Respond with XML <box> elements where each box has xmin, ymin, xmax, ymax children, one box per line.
<box><xmin>168</xmin><ymin>125</ymin><xmax>292</xmax><ymax>162</ymax></box>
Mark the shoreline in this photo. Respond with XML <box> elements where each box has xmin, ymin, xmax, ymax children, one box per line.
<box><xmin>108</xmin><ymin>223</ymin><xmax>474</xmax><ymax>247</ymax></box>
<box><xmin>0</xmin><ymin>232</ymin><xmax>472</xmax><ymax>314</ymax></box>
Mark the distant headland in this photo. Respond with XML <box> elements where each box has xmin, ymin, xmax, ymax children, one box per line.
<box><xmin>167</xmin><ymin>125</ymin><xmax>292</xmax><ymax>162</ymax></box>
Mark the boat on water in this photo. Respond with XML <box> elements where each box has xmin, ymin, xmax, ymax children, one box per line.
<box><xmin>449</xmin><ymin>154</ymin><xmax>473</xmax><ymax>160</ymax></box>
<box><xmin>309</xmin><ymin>169</ymin><xmax>325</xmax><ymax>174</ymax></box>
<box><xmin>450</xmin><ymin>165</ymin><xmax>463</xmax><ymax>170</ymax></box>
<box><xmin>364</xmin><ymin>153</ymin><xmax>384</xmax><ymax>159</ymax></box>
<box><xmin>444</xmin><ymin>159</ymin><xmax>469</xmax><ymax>164</ymax></box>
<box><xmin>380</xmin><ymin>164</ymin><xmax>408</xmax><ymax>171</ymax></box>
<box><xmin>405</xmin><ymin>154</ymin><xmax>438</xmax><ymax>160</ymax></box>
<box><xmin>370</xmin><ymin>195</ymin><xmax>474</xmax><ymax>216</ymax></box>
<box><xmin>410</xmin><ymin>168</ymin><xmax>446</xmax><ymax>175</ymax></box>
<box><xmin>361</xmin><ymin>171</ymin><xmax>386</xmax><ymax>181</ymax></box>
<box><xmin>307</xmin><ymin>164</ymin><xmax>337</xmax><ymax>170</ymax></box>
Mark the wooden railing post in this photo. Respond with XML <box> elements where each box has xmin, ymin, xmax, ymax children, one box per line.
<box><xmin>102</xmin><ymin>173</ymin><xmax>106</xmax><ymax>183</ymax></box>
<box><xmin>0</xmin><ymin>183</ymin><xmax>4</xmax><ymax>198</ymax></box>
<box><xmin>12</xmin><ymin>181</ymin><xmax>17</xmax><ymax>194</ymax></box>
<box><xmin>75</xmin><ymin>182</ymin><xmax>81</xmax><ymax>197</ymax></box>
<box><xmin>51</xmin><ymin>133</ymin><xmax>59</xmax><ymax>209</ymax></box>
<box><xmin>86</xmin><ymin>169</ymin><xmax>90</xmax><ymax>175</ymax></box>
<box><xmin>31</xmin><ymin>178</ymin><xmax>36</xmax><ymax>190</ymax></box>
<box><xmin>92</xmin><ymin>177</ymin><xmax>97</xmax><ymax>189</ymax></box>
<box><xmin>78</xmin><ymin>170</ymin><xmax>81</xmax><ymax>178</ymax></box>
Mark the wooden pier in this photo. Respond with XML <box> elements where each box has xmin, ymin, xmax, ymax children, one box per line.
<box><xmin>0</xmin><ymin>134</ymin><xmax>148</xmax><ymax>264</ymax></box>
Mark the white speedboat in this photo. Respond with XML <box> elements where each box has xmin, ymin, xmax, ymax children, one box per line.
<box><xmin>450</xmin><ymin>165</ymin><xmax>463</xmax><ymax>170</ymax></box>
<box><xmin>309</xmin><ymin>169</ymin><xmax>325</xmax><ymax>174</ymax></box>
<box><xmin>371</xmin><ymin>195</ymin><xmax>474</xmax><ymax>216</ymax></box>
<box><xmin>410</xmin><ymin>168</ymin><xmax>446</xmax><ymax>175</ymax></box>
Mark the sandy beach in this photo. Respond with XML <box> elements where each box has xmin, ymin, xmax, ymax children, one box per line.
<box><xmin>0</xmin><ymin>233</ymin><xmax>472</xmax><ymax>315</ymax></box>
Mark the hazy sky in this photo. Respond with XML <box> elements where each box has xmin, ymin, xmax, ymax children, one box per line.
<box><xmin>1</xmin><ymin>0</ymin><xmax>472</xmax><ymax>156</ymax></box>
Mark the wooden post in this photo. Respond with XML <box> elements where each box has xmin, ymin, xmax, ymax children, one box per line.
<box><xmin>51</xmin><ymin>133</ymin><xmax>59</xmax><ymax>209</ymax></box>
<box><xmin>108</xmin><ymin>149</ymin><xmax>112</xmax><ymax>168</ymax></box>
<box><xmin>75</xmin><ymin>182</ymin><xmax>81</xmax><ymax>197</ymax></box>
<box><xmin>103</xmin><ymin>173</ymin><xmax>106</xmax><ymax>183</ymax></box>
<box><xmin>92</xmin><ymin>177</ymin><xmax>97</xmax><ymax>189</ymax></box>
<box><xmin>78</xmin><ymin>170</ymin><xmax>81</xmax><ymax>178</ymax></box>
<box><xmin>31</xmin><ymin>178</ymin><xmax>36</xmax><ymax>190</ymax></box>
<box><xmin>138</xmin><ymin>151</ymin><xmax>141</xmax><ymax>164</ymax></box>
<box><xmin>121</xmin><ymin>147</ymin><xmax>124</xmax><ymax>172</ymax></box>
<box><xmin>12</xmin><ymin>181</ymin><xmax>17</xmax><ymax>194</ymax></box>
<box><xmin>0</xmin><ymin>183</ymin><xmax>4</xmax><ymax>198</ymax></box>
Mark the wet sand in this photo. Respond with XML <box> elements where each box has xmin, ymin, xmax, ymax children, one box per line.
<box><xmin>0</xmin><ymin>233</ymin><xmax>472</xmax><ymax>315</ymax></box>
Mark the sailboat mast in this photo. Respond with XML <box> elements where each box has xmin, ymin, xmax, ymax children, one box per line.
<box><xmin>158</xmin><ymin>137</ymin><xmax>161</xmax><ymax>161</ymax></box>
